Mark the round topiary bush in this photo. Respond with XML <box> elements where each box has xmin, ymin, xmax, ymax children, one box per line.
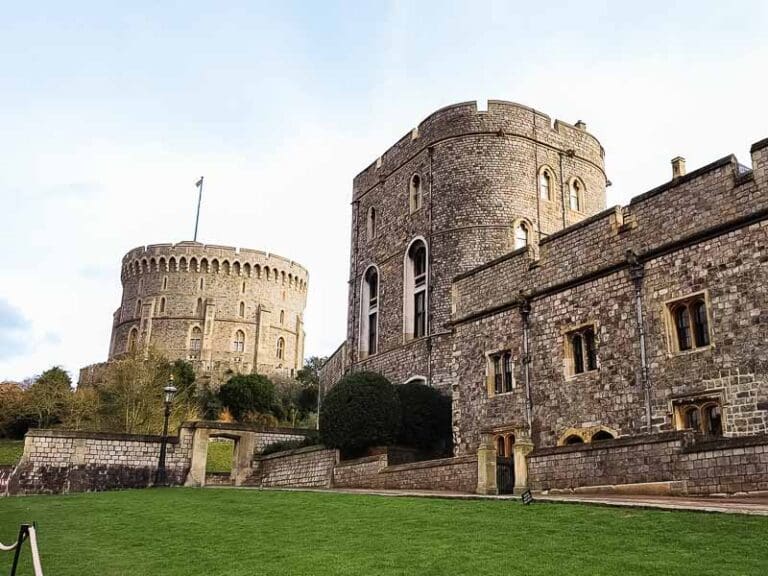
<box><xmin>319</xmin><ymin>371</ymin><xmax>401</xmax><ymax>454</ymax></box>
<box><xmin>218</xmin><ymin>374</ymin><xmax>275</xmax><ymax>421</ymax></box>
<box><xmin>395</xmin><ymin>381</ymin><xmax>453</xmax><ymax>453</ymax></box>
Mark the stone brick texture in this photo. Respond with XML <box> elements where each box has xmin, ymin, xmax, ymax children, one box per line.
<box><xmin>247</xmin><ymin>446</ymin><xmax>338</xmax><ymax>488</ymax></box>
<box><xmin>83</xmin><ymin>241</ymin><xmax>308</xmax><ymax>387</ymax></box>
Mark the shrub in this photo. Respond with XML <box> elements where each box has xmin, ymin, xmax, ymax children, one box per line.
<box><xmin>218</xmin><ymin>375</ymin><xmax>275</xmax><ymax>421</ymax></box>
<box><xmin>260</xmin><ymin>435</ymin><xmax>318</xmax><ymax>456</ymax></box>
<box><xmin>395</xmin><ymin>382</ymin><xmax>453</xmax><ymax>453</ymax></box>
<box><xmin>319</xmin><ymin>371</ymin><xmax>401</xmax><ymax>453</ymax></box>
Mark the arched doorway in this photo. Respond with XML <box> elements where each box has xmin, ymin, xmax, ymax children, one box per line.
<box><xmin>205</xmin><ymin>435</ymin><xmax>238</xmax><ymax>486</ymax></box>
<box><xmin>495</xmin><ymin>433</ymin><xmax>515</xmax><ymax>494</ymax></box>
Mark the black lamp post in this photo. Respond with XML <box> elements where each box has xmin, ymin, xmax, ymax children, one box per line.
<box><xmin>155</xmin><ymin>376</ymin><xmax>177</xmax><ymax>487</ymax></box>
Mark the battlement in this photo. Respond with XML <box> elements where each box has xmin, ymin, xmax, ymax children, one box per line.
<box><xmin>353</xmin><ymin>100</ymin><xmax>605</xmax><ymax>197</ymax></box>
<box><xmin>120</xmin><ymin>241</ymin><xmax>308</xmax><ymax>290</ymax></box>
<box><xmin>452</xmin><ymin>138</ymin><xmax>768</xmax><ymax>323</ymax></box>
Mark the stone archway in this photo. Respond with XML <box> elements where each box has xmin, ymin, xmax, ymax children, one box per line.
<box><xmin>186</xmin><ymin>428</ymin><xmax>256</xmax><ymax>487</ymax></box>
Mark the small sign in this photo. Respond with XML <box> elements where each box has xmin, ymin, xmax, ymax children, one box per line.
<box><xmin>521</xmin><ymin>489</ymin><xmax>534</xmax><ymax>505</ymax></box>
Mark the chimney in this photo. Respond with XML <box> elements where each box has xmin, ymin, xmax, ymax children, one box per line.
<box><xmin>575</xmin><ymin>120</ymin><xmax>587</xmax><ymax>130</ymax></box>
<box><xmin>671</xmin><ymin>156</ymin><xmax>686</xmax><ymax>179</ymax></box>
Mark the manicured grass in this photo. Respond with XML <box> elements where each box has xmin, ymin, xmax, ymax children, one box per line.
<box><xmin>0</xmin><ymin>440</ymin><xmax>23</xmax><ymax>466</ymax></box>
<box><xmin>205</xmin><ymin>441</ymin><xmax>234</xmax><ymax>473</ymax></box>
<box><xmin>1</xmin><ymin>489</ymin><xmax>767</xmax><ymax>576</ymax></box>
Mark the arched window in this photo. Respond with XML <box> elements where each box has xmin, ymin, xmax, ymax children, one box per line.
<box><xmin>135</xmin><ymin>299</ymin><xmax>142</xmax><ymax>317</ymax></box>
<box><xmin>162</xmin><ymin>276</ymin><xmax>168</xmax><ymax>291</ymax></box>
<box><xmin>360</xmin><ymin>266</ymin><xmax>379</xmax><ymax>357</ymax></box>
<box><xmin>564</xmin><ymin>435</ymin><xmax>584</xmax><ymax>445</ymax></box>
<box><xmin>684</xmin><ymin>406</ymin><xmax>700</xmax><ymax>431</ymax></box>
<box><xmin>496</xmin><ymin>436</ymin><xmax>506</xmax><ymax>457</ymax></box>
<box><xmin>127</xmin><ymin>327</ymin><xmax>138</xmax><ymax>353</ymax></box>
<box><xmin>190</xmin><ymin>257</ymin><xmax>198</xmax><ymax>272</ymax></box>
<box><xmin>569</xmin><ymin>179</ymin><xmax>582</xmax><ymax>212</ymax></box>
<box><xmin>196</xmin><ymin>298</ymin><xmax>203</xmax><ymax>316</ymax></box>
<box><xmin>668</xmin><ymin>295</ymin><xmax>710</xmax><ymax>353</ymax></box>
<box><xmin>233</xmin><ymin>330</ymin><xmax>245</xmax><ymax>353</ymax></box>
<box><xmin>702</xmin><ymin>404</ymin><xmax>723</xmax><ymax>436</ymax></box>
<box><xmin>199</xmin><ymin>277</ymin><xmax>204</xmax><ymax>291</ymax></box>
<box><xmin>242</xmin><ymin>281</ymin><xmax>246</xmax><ymax>294</ymax></box>
<box><xmin>159</xmin><ymin>297</ymin><xmax>166</xmax><ymax>314</ymax></box>
<box><xmin>239</xmin><ymin>301</ymin><xmax>245</xmax><ymax>318</ymax></box>
<box><xmin>591</xmin><ymin>430</ymin><xmax>614</xmax><ymax>442</ymax></box>
<box><xmin>189</xmin><ymin>327</ymin><xmax>202</xmax><ymax>355</ymax></box>
<box><xmin>691</xmin><ymin>300</ymin><xmax>710</xmax><ymax>348</ymax></box>
<box><xmin>566</xmin><ymin>325</ymin><xmax>598</xmax><ymax>376</ymax></box>
<box><xmin>367</xmin><ymin>206</ymin><xmax>377</xmax><ymax>240</ymax></box>
<box><xmin>539</xmin><ymin>169</ymin><xmax>552</xmax><ymax>201</ymax></box>
<box><xmin>276</xmin><ymin>337</ymin><xmax>285</xmax><ymax>360</ymax></box>
<box><xmin>514</xmin><ymin>221</ymin><xmax>529</xmax><ymax>250</ymax></box>
<box><xmin>138</xmin><ymin>278</ymin><xmax>143</xmax><ymax>294</ymax></box>
<box><xmin>409</xmin><ymin>174</ymin><xmax>423</xmax><ymax>213</ymax></box>
<box><xmin>404</xmin><ymin>239</ymin><xmax>428</xmax><ymax>340</ymax></box>
<box><xmin>280</xmin><ymin>310</ymin><xmax>285</xmax><ymax>324</ymax></box>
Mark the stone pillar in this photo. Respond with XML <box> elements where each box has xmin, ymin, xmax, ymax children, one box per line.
<box><xmin>476</xmin><ymin>433</ymin><xmax>498</xmax><ymax>495</ymax></box>
<box><xmin>513</xmin><ymin>439</ymin><xmax>535</xmax><ymax>493</ymax></box>
<box><xmin>202</xmin><ymin>299</ymin><xmax>217</xmax><ymax>368</ymax></box>
<box><xmin>232</xmin><ymin>433</ymin><xmax>255</xmax><ymax>487</ymax></box>
<box><xmin>185</xmin><ymin>427</ymin><xmax>210</xmax><ymax>487</ymax></box>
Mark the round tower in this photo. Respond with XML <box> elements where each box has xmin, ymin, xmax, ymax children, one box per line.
<box><xmin>109</xmin><ymin>241</ymin><xmax>308</xmax><ymax>384</ymax></box>
<box><xmin>346</xmin><ymin>100</ymin><xmax>607</xmax><ymax>390</ymax></box>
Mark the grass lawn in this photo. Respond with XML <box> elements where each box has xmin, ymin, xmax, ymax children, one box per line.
<box><xmin>0</xmin><ymin>440</ymin><xmax>23</xmax><ymax>466</ymax></box>
<box><xmin>1</xmin><ymin>489</ymin><xmax>767</xmax><ymax>576</ymax></box>
<box><xmin>205</xmin><ymin>441</ymin><xmax>234</xmax><ymax>473</ymax></box>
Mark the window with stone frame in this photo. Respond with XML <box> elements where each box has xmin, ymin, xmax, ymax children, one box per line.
<box><xmin>673</xmin><ymin>398</ymin><xmax>723</xmax><ymax>436</ymax></box>
<box><xmin>127</xmin><ymin>327</ymin><xmax>138</xmax><ymax>353</ymax></box>
<box><xmin>404</xmin><ymin>239</ymin><xmax>428</xmax><ymax>341</ymax></box>
<box><xmin>539</xmin><ymin>167</ymin><xmax>553</xmax><ymax>201</ymax></box>
<box><xmin>514</xmin><ymin>221</ymin><xmax>530</xmax><ymax>250</ymax></box>
<box><xmin>569</xmin><ymin>179</ymin><xmax>583</xmax><ymax>212</ymax></box>
<box><xmin>564</xmin><ymin>324</ymin><xmax>598</xmax><ymax>376</ymax></box>
<box><xmin>159</xmin><ymin>296</ymin><xmax>166</xmax><ymax>314</ymax></box>
<box><xmin>276</xmin><ymin>337</ymin><xmax>285</xmax><ymax>360</ymax></box>
<box><xmin>233</xmin><ymin>330</ymin><xmax>245</xmax><ymax>353</ymax></box>
<box><xmin>189</xmin><ymin>326</ymin><xmax>202</xmax><ymax>359</ymax></box>
<box><xmin>666</xmin><ymin>293</ymin><xmax>711</xmax><ymax>353</ymax></box>
<box><xmin>367</xmin><ymin>206</ymin><xmax>377</xmax><ymax>240</ymax></box>
<box><xmin>487</xmin><ymin>350</ymin><xmax>514</xmax><ymax>396</ymax></box>
<box><xmin>409</xmin><ymin>174</ymin><xmax>423</xmax><ymax>213</ymax></box>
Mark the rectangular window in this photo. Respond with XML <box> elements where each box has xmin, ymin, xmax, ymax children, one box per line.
<box><xmin>368</xmin><ymin>311</ymin><xmax>378</xmax><ymax>355</ymax></box>
<box><xmin>565</xmin><ymin>325</ymin><xmax>598</xmax><ymax>376</ymax></box>
<box><xmin>666</xmin><ymin>293</ymin><xmax>711</xmax><ymax>354</ymax></box>
<box><xmin>414</xmin><ymin>291</ymin><xmax>426</xmax><ymax>338</ymax></box>
<box><xmin>488</xmin><ymin>350</ymin><xmax>514</xmax><ymax>396</ymax></box>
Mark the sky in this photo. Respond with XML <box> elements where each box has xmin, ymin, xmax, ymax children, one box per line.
<box><xmin>1</xmin><ymin>1</ymin><xmax>767</xmax><ymax>382</ymax></box>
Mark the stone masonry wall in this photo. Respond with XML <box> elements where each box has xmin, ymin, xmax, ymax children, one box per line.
<box><xmin>249</xmin><ymin>446</ymin><xmax>338</xmax><ymax>488</ymax></box>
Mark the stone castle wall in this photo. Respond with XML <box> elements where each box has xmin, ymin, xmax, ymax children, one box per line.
<box><xmin>451</xmin><ymin>142</ymin><xmax>768</xmax><ymax>454</ymax></box>
<box><xmin>102</xmin><ymin>241</ymin><xmax>308</xmax><ymax>385</ymax></box>
<box><xmin>340</xmin><ymin>101</ymin><xmax>607</xmax><ymax>393</ymax></box>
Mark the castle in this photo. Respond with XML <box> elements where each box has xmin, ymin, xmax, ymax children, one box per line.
<box><xmin>320</xmin><ymin>100</ymin><xmax>768</xmax><ymax>494</ymax></box>
<box><xmin>81</xmin><ymin>241</ymin><xmax>308</xmax><ymax>386</ymax></box>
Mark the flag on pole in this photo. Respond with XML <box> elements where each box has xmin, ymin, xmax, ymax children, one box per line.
<box><xmin>193</xmin><ymin>177</ymin><xmax>204</xmax><ymax>242</ymax></box>
<box><xmin>196</xmin><ymin>177</ymin><xmax>203</xmax><ymax>188</ymax></box>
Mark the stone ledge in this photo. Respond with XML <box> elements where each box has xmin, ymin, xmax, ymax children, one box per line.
<box><xmin>25</xmin><ymin>429</ymin><xmax>177</xmax><ymax>444</ymax></box>
<box><xmin>256</xmin><ymin>445</ymin><xmax>334</xmax><ymax>462</ymax></box>
<box><xmin>684</xmin><ymin>433</ymin><xmax>768</xmax><ymax>454</ymax></box>
<box><xmin>335</xmin><ymin>455</ymin><xmax>386</xmax><ymax>468</ymax></box>
<box><xmin>530</xmin><ymin>431</ymin><xmax>688</xmax><ymax>457</ymax></box>
<box><xmin>546</xmin><ymin>480</ymin><xmax>687</xmax><ymax>497</ymax></box>
<box><xmin>381</xmin><ymin>455</ymin><xmax>477</xmax><ymax>474</ymax></box>
<box><xmin>183</xmin><ymin>421</ymin><xmax>314</xmax><ymax>436</ymax></box>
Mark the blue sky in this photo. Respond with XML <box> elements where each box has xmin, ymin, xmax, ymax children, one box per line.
<box><xmin>1</xmin><ymin>1</ymin><xmax>767</xmax><ymax>381</ymax></box>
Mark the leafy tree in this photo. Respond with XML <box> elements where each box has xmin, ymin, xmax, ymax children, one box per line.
<box><xmin>0</xmin><ymin>382</ymin><xmax>33</xmax><ymax>438</ymax></box>
<box><xmin>319</xmin><ymin>371</ymin><xmax>401</xmax><ymax>454</ymax></box>
<box><xmin>218</xmin><ymin>374</ymin><xmax>276</xmax><ymax>421</ymax></box>
<box><xmin>26</xmin><ymin>366</ymin><xmax>72</xmax><ymax>428</ymax></box>
<box><xmin>297</xmin><ymin>385</ymin><xmax>318</xmax><ymax>417</ymax></box>
<box><xmin>395</xmin><ymin>381</ymin><xmax>452</xmax><ymax>453</ymax></box>
<box><xmin>296</xmin><ymin>356</ymin><xmax>326</xmax><ymax>387</ymax></box>
<box><xmin>60</xmin><ymin>387</ymin><xmax>99</xmax><ymax>431</ymax></box>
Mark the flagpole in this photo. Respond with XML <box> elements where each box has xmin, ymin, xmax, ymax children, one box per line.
<box><xmin>193</xmin><ymin>176</ymin><xmax>204</xmax><ymax>242</ymax></box>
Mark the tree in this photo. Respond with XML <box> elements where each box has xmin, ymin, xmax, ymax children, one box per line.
<box><xmin>26</xmin><ymin>366</ymin><xmax>72</xmax><ymax>428</ymax></box>
<box><xmin>218</xmin><ymin>374</ymin><xmax>276</xmax><ymax>421</ymax></box>
<box><xmin>60</xmin><ymin>387</ymin><xmax>99</xmax><ymax>431</ymax></box>
<box><xmin>0</xmin><ymin>382</ymin><xmax>32</xmax><ymax>438</ymax></box>
<box><xmin>296</xmin><ymin>356</ymin><xmax>326</xmax><ymax>387</ymax></box>
<box><xmin>319</xmin><ymin>371</ymin><xmax>401</xmax><ymax>454</ymax></box>
<box><xmin>395</xmin><ymin>381</ymin><xmax>452</xmax><ymax>453</ymax></box>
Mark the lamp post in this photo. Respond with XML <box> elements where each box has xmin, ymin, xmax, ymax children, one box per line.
<box><xmin>155</xmin><ymin>376</ymin><xmax>177</xmax><ymax>487</ymax></box>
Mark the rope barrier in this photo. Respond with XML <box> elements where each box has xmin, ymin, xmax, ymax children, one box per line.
<box><xmin>1</xmin><ymin>523</ymin><xmax>44</xmax><ymax>576</ymax></box>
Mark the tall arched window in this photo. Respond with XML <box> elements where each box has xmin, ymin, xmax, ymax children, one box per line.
<box><xmin>276</xmin><ymin>337</ymin><xmax>285</xmax><ymax>360</ymax></box>
<box><xmin>569</xmin><ymin>179</ymin><xmax>583</xmax><ymax>211</ymax></box>
<box><xmin>360</xmin><ymin>266</ymin><xmax>379</xmax><ymax>357</ymax></box>
<box><xmin>199</xmin><ymin>277</ymin><xmax>204</xmax><ymax>291</ymax></box>
<box><xmin>159</xmin><ymin>297</ymin><xmax>166</xmax><ymax>314</ymax></box>
<box><xmin>280</xmin><ymin>310</ymin><xmax>285</xmax><ymax>324</ymax></box>
<box><xmin>539</xmin><ymin>169</ymin><xmax>552</xmax><ymax>201</ymax></box>
<box><xmin>367</xmin><ymin>207</ymin><xmax>377</xmax><ymax>240</ymax></box>
<box><xmin>162</xmin><ymin>276</ymin><xmax>168</xmax><ymax>291</ymax></box>
<box><xmin>238</xmin><ymin>301</ymin><xmax>245</xmax><ymax>318</ymax></box>
<box><xmin>189</xmin><ymin>327</ymin><xmax>202</xmax><ymax>357</ymax></box>
<box><xmin>196</xmin><ymin>298</ymin><xmax>203</xmax><ymax>316</ymax></box>
<box><xmin>127</xmin><ymin>327</ymin><xmax>138</xmax><ymax>353</ymax></box>
<box><xmin>233</xmin><ymin>330</ymin><xmax>245</xmax><ymax>352</ymax></box>
<box><xmin>135</xmin><ymin>299</ymin><xmax>142</xmax><ymax>317</ymax></box>
<box><xmin>669</xmin><ymin>295</ymin><xmax>710</xmax><ymax>353</ymax></box>
<box><xmin>409</xmin><ymin>174</ymin><xmax>423</xmax><ymax>213</ymax></box>
<box><xmin>404</xmin><ymin>239</ymin><xmax>428</xmax><ymax>340</ymax></box>
<box><xmin>514</xmin><ymin>221</ymin><xmax>529</xmax><ymax>250</ymax></box>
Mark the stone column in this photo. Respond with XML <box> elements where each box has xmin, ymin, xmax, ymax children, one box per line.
<box><xmin>185</xmin><ymin>427</ymin><xmax>210</xmax><ymax>487</ymax></box>
<box><xmin>232</xmin><ymin>433</ymin><xmax>255</xmax><ymax>487</ymax></box>
<box><xmin>513</xmin><ymin>438</ymin><xmax>535</xmax><ymax>493</ymax></box>
<box><xmin>476</xmin><ymin>433</ymin><xmax>498</xmax><ymax>495</ymax></box>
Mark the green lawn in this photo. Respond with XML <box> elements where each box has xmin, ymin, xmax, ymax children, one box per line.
<box><xmin>0</xmin><ymin>440</ymin><xmax>23</xmax><ymax>466</ymax></box>
<box><xmin>205</xmin><ymin>441</ymin><xmax>234</xmax><ymax>474</ymax></box>
<box><xmin>1</xmin><ymin>489</ymin><xmax>767</xmax><ymax>576</ymax></box>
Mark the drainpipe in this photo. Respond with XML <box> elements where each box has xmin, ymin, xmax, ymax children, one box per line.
<box><xmin>627</xmin><ymin>250</ymin><xmax>652</xmax><ymax>432</ymax></box>
<box><xmin>520</xmin><ymin>297</ymin><xmax>533</xmax><ymax>437</ymax></box>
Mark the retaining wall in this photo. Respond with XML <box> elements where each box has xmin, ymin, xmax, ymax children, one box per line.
<box><xmin>247</xmin><ymin>446</ymin><xmax>338</xmax><ymax>488</ymax></box>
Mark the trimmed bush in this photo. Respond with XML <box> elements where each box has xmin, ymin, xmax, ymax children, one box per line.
<box><xmin>319</xmin><ymin>372</ymin><xmax>401</xmax><ymax>453</ymax></box>
<box><xmin>395</xmin><ymin>382</ymin><xmax>453</xmax><ymax>453</ymax></box>
<box><xmin>218</xmin><ymin>374</ymin><xmax>275</xmax><ymax>421</ymax></box>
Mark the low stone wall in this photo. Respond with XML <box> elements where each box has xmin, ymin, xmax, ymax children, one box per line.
<box><xmin>247</xmin><ymin>446</ymin><xmax>338</xmax><ymax>488</ymax></box>
<box><xmin>0</xmin><ymin>466</ymin><xmax>13</xmax><ymax>495</ymax></box>
<box><xmin>528</xmin><ymin>431</ymin><xmax>768</xmax><ymax>495</ymax></box>
<box><xmin>7</xmin><ymin>429</ymin><xmax>193</xmax><ymax>495</ymax></box>
<box><xmin>333</xmin><ymin>453</ymin><xmax>478</xmax><ymax>493</ymax></box>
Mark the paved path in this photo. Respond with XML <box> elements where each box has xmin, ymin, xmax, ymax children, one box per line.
<box><xmin>235</xmin><ymin>486</ymin><xmax>768</xmax><ymax>516</ymax></box>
